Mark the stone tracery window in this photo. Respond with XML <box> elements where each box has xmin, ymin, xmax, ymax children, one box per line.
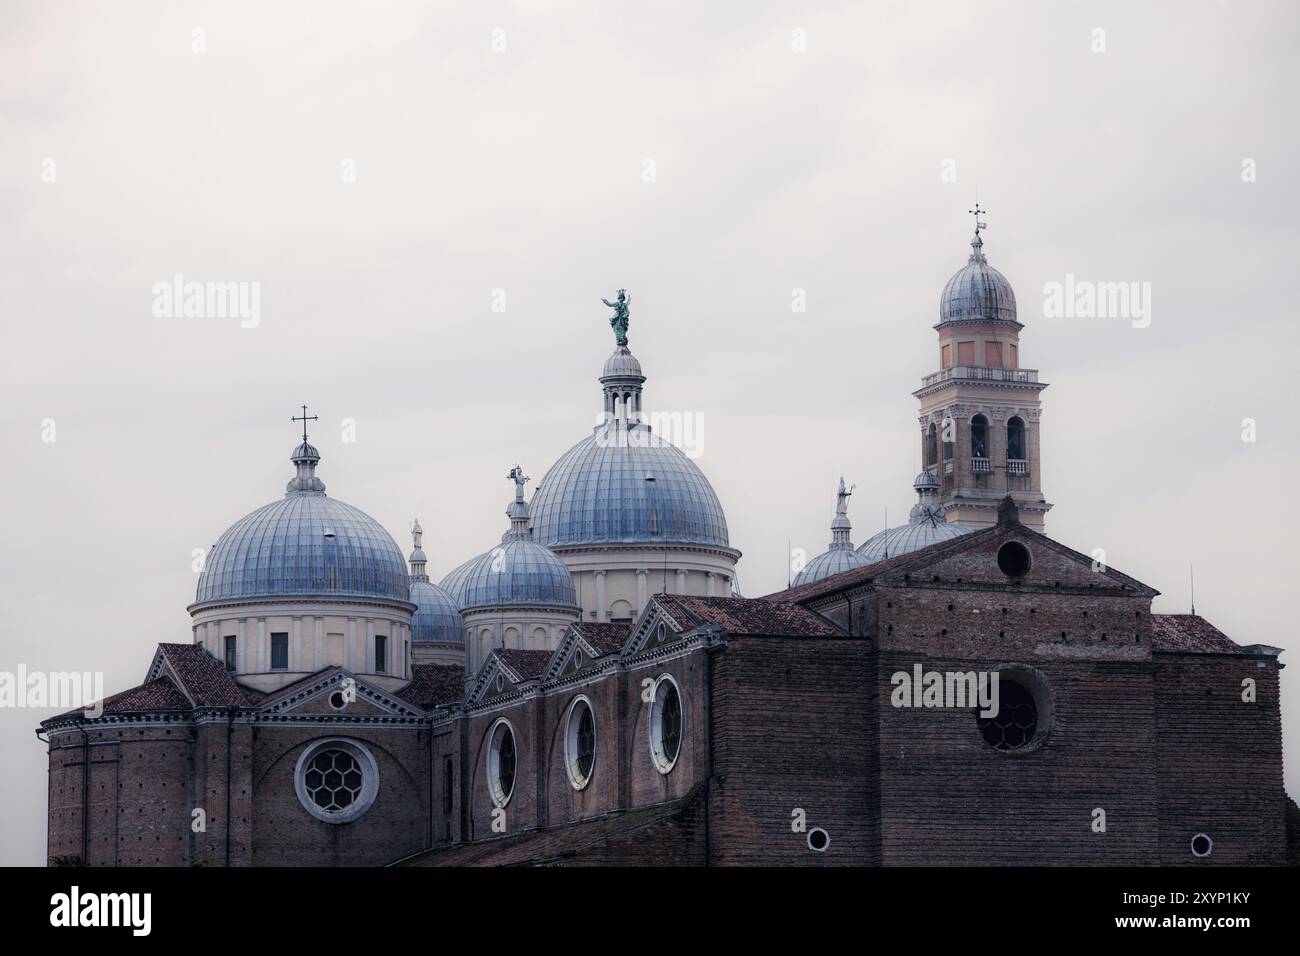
<box><xmin>294</xmin><ymin>738</ymin><xmax>379</xmax><ymax>824</ymax></box>
<box><xmin>649</xmin><ymin>675</ymin><xmax>683</xmax><ymax>774</ymax></box>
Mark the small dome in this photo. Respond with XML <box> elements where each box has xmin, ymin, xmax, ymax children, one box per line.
<box><xmin>195</xmin><ymin>443</ymin><xmax>409</xmax><ymax>607</ymax></box>
<box><xmin>439</xmin><ymin>552</ymin><xmax>483</xmax><ymax>604</ymax></box>
<box><xmin>792</xmin><ymin>546</ymin><xmax>869</xmax><ymax>587</ymax></box>
<box><xmin>856</xmin><ymin>468</ymin><xmax>971</xmax><ymax>562</ymax></box>
<box><xmin>446</xmin><ymin>466</ymin><xmax>578</xmax><ymax>612</ymax></box>
<box><xmin>856</xmin><ymin>519</ymin><xmax>969</xmax><ymax>562</ymax></box>
<box><xmin>939</xmin><ymin>233</ymin><xmax>1017</xmax><ymax>325</ymax></box>
<box><xmin>458</xmin><ymin>536</ymin><xmax>577</xmax><ymax>610</ymax></box>
<box><xmin>791</xmin><ymin>477</ymin><xmax>868</xmax><ymax>587</ymax></box>
<box><xmin>410</xmin><ymin>579</ymin><xmax>464</xmax><ymax>643</ymax></box>
<box><xmin>602</xmin><ymin>345</ymin><xmax>643</xmax><ymax>379</ymax></box>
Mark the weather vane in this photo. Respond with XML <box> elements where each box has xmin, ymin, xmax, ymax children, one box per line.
<box><xmin>968</xmin><ymin>202</ymin><xmax>988</xmax><ymax>236</ymax></box>
<box><xmin>292</xmin><ymin>404</ymin><xmax>318</xmax><ymax>443</ymax></box>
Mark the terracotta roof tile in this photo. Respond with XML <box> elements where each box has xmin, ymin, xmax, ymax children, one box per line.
<box><xmin>397</xmin><ymin>663</ymin><xmax>465</xmax><ymax>709</ymax></box>
<box><xmin>573</xmin><ymin>622</ymin><xmax>630</xmax><ymax>656</ymax></box>
<box><xmin>1150</xmin><ymin>615</ymin><xmax>1244</xmax><ymax>654</ymax></box>
<box><xmin>657</xmin><ymin>595</ymin><xmax>842</xmax><ymax>637</ymax></box>
<box><xmin>157</xmin><ymin>643</ymin><xmax>254</xmax><ymax>706</ymax></box>
<box><xmin>496</xmin><ymin>649</ymin><xmax>553</xmax><ymax>681</ymax></box>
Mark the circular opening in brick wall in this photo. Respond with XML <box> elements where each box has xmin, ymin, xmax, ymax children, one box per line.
<box><xmin>976</xmin><ymin>668</ymin><xmax>1053</xmax><ymax>754</ymax></box>
<box><xmin>294</xmin><ymin>738</ymin><xmax>379</xmax><ymax>825</ymax></box>
<box><xmin>648</xmin><ymin>674</ymin><xmax>683</xmax><ymax>774</ymax></box>
<box><xmin>564</xmin><ymin>696</ymin><xmax>597</xmax><ymax>791</ymax></box>
<box><xmin>486</xmin><ymin>718</ymin><xmax>517</xmax><ymax>808</ymax></box>
<box><xmin>997</xmin><ymin>541</ymin><xmax>1032</xmax><ymax>578</ymax></box>
<box><xmin>329</xmin><ymin>691</ymin><xmax>347</xmax><ymax>710</ymax></box>
<box><xmin>807</xmin><ymin>827</ymin><xmax>831</xmax><ymax>852</ymax></box>
<box><xmin>1191</xmin><ymin>833</ymin><xmax>1213</xmax><ymax>858</ymax></box>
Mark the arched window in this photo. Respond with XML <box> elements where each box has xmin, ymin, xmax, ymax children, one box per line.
<box><xmin>926</xmin><ymin>423</ymin><xmax>938</xmax><ymax>468</ymax></box>
<box><xmin>1007</xmin><ymin>416</ymin><xmax>1025</xmax><ymax>461</ymax></box>
<box><xmin>971</xmin><ymin>414</ymin><xmax>989</xmax><ymax>459</ymax></box>
<box><xmin>942</xmin><ymin>417</ymin><xmax>953</xmax><ymax>461</ymax></box>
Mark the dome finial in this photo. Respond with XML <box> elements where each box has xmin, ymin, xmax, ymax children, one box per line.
<box><xmin>286</xmin><ymin>405</ymin><xmax>326</xmax><ymax>495</ymax></box>
<box><xmin>505</xmin><ymin>464</ymin><xmax>531</xmax><ymax>536</ymax></box>
<box><xmin>829</xmin><ymin>477</ymin><xmax>855</xmax><ymax>549</ymax></box>
<box><xmin>409</xmin><ymin>518</ymin><xmax>429</xmax><ymax>581</ymax></box>
<box><xmin>967</xmin><ymin>203</ymin><xmax>988</xmax><ymax>263</ymax></box>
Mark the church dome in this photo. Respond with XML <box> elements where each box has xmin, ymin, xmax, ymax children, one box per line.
<box><xmin>531</xmin><ymin>427</ymin><xmax>730</xmax><ymax>548</ymax></box>
<box><xmin>856</xmin><ymin>468</ymin><xmax>970</xmax><ymax>562</ymax></box>
<box><xmin>791</xmin><ymin>477</ymin><xmax>870</xmax><ymax>587</ymax></box>
<box><xmin>452</xmin><ymin>467</ymin><xmax>579</xmax><ymax>612</ymax></box>
<box><xmin>194</xmin><ymin>441</ymin><xmax>409</xmax><ymax>607</ymax></box>
<box><xmin>406</xmin><ymin>519</ymin><xmax>464</xmax><ymax>643</ymax></box>
<box><xmin>411</xmin><ymin>579</ymin><xmax>464</xmax><ymax>642</ymax></box>
<box><xmin>939</xmin><ymin>232</ymin><xmax>1017</xmax><ymax>325</ymax></box>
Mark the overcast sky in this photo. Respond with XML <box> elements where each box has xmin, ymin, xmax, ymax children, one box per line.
<box><xmin>2</xmin><ymin>0</ymin><xmax>1298</xmax><ymax>865</ymax></box>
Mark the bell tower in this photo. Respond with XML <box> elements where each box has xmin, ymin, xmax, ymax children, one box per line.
<box><xmin>914</xmin><ymin>208</ymin><xmax>1051</xmax><ymax>531</ymax></box>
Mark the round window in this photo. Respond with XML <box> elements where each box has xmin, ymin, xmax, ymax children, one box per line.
<box><xmin>807</xmin><ymin>827</ymin><xmax>831</xmax><ymax>852</ymax></box>
<box><xmin>564</xmin><ymin>696</ymin><xmax>597</xmax><ymax>790</ymax></box>
<box><xmin>997</xmin><ymin>541</ymin><xmax>1032</xmax><ymax>578</ymax></box>
<box><xmin>649</xmin><ymin>675</ymin><xmax>683</xmax><ymax>774</ymax></box>
<box><xmin>294</xmin><ymin>738</ymin><xmax>379</xmax><ymax>824</ymax></box>
<box><xmin>977</xmin><ymin>678</ymin><xmax>1039</xmax><ymax>751</ymax></box>
<box><xmin>1191</xmin><ymin>833</ymin><xmax>1213</xmax><ymax>858</ymax></box>
<box><xmin>486</xmin><ymin>719</ymin><xmax>517</xmax><ymax>807</ymax></box>
<box><xmin>328</xmin><ymin>691</ymin><xmax>347</xmax><ymax>710</ymax></box>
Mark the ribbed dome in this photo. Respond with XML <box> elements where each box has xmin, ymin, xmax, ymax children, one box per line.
<box><xmin>530</xmin><ymin>424</ymin><xmax>730</xmax><ymax>548</ymax></box>
<box><xmin>444</xmin><ymin>467</ymin><xmax>578</xmax><ymax>612</ymax></box>
<box><xmin>410</xmin><ymin>579</ymin><xmax>464</xmax><ymax>643</ymax></box>
<box><xmin>939</xmin><ymin>233</ymin><xmax>1017</xmax><ymax>324</ymax></box>
<box><xmin>856</xmin><ymin>519</ymin><xmax>970</xmax><ymax>562</ymax></box>
<box><xmin>791</xmin><ymin>477</ymin><xmax>868</xmax><ymax>587</ymax></box>
<box><xmin>792</xmin><ymin>547</ymin><xmax>869</xmax><ymax>587</ymax></box>
<box><xmin>603</xmin><ymin>345</ymin><xmax>643</xmax><ymax>378</ymax></box>
<box><xmin>195</xmin><ymin>445</ymin><xmax>409</xmax><ymax>606</ymax></box>
<box><xmin>439</xmin><ymin>552</ymin><xmax>483</xmax><ymax>604</ymax></box>
<box><xmin>457</xmin><ymin>536</ymin><xmax>577</xmax><ymax>610</ymax></box>
<box><xmin>856</xmin><ymin>467</ymin><xmax>971</xmax><ymax>562</ymax></box>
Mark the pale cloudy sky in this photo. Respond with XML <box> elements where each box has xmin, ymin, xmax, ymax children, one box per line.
<box><xmin>2</xmin><ymin>0</ymin><xmax>1297</xmax><ymax>864</ymax></box>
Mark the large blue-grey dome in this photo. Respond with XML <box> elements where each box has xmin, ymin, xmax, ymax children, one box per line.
<box><xmin>194</xmin><ymin>442</ymin><xmax>409</xmax><ymax>607</ymax></box>
<box><xmin>939</xmin><ymin>232</ymin><xmax>1017</xmax><ymax>325</ymax></box>
<box><xmin>530</xmin><ymin>424</ymin><xmax>730</xmax><ymax>549</ymax></box>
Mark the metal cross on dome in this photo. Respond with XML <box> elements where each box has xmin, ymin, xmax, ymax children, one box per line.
<box><xmin>292</xmin><ymin>404</ymin><xmax>318</xmax><ymax>443</ymax></box>
<box><xmin>969</xmin><ymin>202</ymin><xmax>988</xmax><ymax>235</ymax></box>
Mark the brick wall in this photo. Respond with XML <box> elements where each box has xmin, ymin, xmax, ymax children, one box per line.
<box><xmin>1153</xmin><ymin>653</ymin><xmax>1285</xmax><ymax>865</ymax></box>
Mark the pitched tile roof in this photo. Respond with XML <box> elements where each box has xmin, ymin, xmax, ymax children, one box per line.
<box><xmin>572</xmin><ymin>622</ymin><xmax>631</xmax><ymax>656</ymax></box>
<box><xmin>51</xmin><ymin>676</ymin><xmax>191</xmax><ymax>720</ymax></box>
<box><xmin>157</xmin><ymin>643</ymin><xmax>256</xmax><ymax>706</ymax></box>
<box><xmin>764</xmin><ymin>530</ymin><xmax>989</xmax><ymax>604</ymax></box>
<box><xmin>656</xmin><ymin>594</ymin><xmax>842</xmax><ymax>637</ymax></box>
<box><xmin>495</xmin><ymin>649</ymin><xmax>553</xmax><ymax>681</ymax></box>
<box><xmin>397</xmin><ymin>663</ymin><xmax>465</xmax><ymax>709</ymax></box>
<box><xmin>1150</xmin><ymin>615</ymin><xmax>1244</xmax><ymax>654</ymax></box>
